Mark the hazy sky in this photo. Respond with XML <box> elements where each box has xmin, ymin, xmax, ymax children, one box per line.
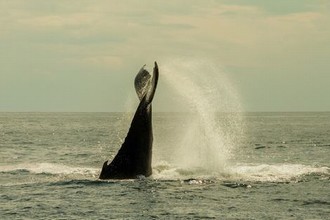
<box><xmin>1</xmin><ymin>0</ymin><xmax>329</xmax><ymax>112</ymax></box>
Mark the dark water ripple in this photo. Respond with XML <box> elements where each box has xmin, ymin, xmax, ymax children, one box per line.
<box><xmin>303</xmin><ymin>199</ymin><xmax>330</xmax><ymax>206</ymax></box>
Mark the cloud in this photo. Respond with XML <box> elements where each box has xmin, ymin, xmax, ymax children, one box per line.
<box><xmin>17</xmin><ymin>13</ymin><xmax>96</xmax><ymax>29</ymax></box>
<box><xmin>0</xmin><ymin>0</ymin><xmax>329</xmax><ymax>111</ymax></box>
<box><xmin>1</xmin><ymin>1</ymin><xmax>329</xmax><ymax>68</ymax></box>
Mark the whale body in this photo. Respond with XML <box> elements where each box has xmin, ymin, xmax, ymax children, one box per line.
<box><xmin>99</xmin><ymin>62</ymin><xmax>159</xmax><ymax>179</ymax></box>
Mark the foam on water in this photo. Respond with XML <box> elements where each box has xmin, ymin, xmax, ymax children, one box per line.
<box><xmin>0</xmin><ymin>162</ymin><xmax>328</xmax><ymax>184</ymax></box>
<box><xmin>153</xmin><ymin>163</ymin><xmax>329</xmax><ymax>182</ymax></box>
<box><xmin>227</xmin><ymin>163</ymin><xmax>329</xmax><ymax>182</ymax></box>
<box><xmin>0</xmin><ymin>163</ymin><xmax>99</xmax><ymax>176</ymax></box>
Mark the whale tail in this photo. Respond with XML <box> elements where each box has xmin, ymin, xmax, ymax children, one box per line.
<box><xmin>99</xmin><ymin>62</ymin><xmax>159</xmax><ymax>179</ymax></box>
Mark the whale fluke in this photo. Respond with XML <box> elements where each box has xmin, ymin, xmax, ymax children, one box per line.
<box><xmin>99</xmin><ymin>62</ymin><xmax>159</xmax><ymax>179</ymax></box>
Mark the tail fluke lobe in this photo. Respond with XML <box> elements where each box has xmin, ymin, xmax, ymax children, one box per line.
<box><xmin>134</xmin><ymin>62</ymin><xmax>159</xmax><ymax>105</ymax></box>
<box><xmin>134</xmin><ymin>65</ymin><xmax>151</xmax><ymax>100</ymax></box>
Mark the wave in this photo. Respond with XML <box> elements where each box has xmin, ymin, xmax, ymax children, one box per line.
<box><xmin>153</xmin><ymin>162</ymin><xmax>330</xmax><ymax>182</ymax></box>
<box><xmin>0</xmin><ymin>162</ymin><xmax>99</xmax><ymax>176</ymax></box>
<box><xmin>227</xmin><ymin>163</ymin><xmax>329</xmax><ymax>182</ymax></box>
<box><xmin>1</xmin><ymin>162</ymin><xmax>328</xmax><ymax>184</ymax></box>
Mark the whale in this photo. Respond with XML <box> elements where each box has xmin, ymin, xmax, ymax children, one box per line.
<box><xmin>99</xmin><ymin>62</ymin><xmax>159</xmax><ymax>179</ymax></box>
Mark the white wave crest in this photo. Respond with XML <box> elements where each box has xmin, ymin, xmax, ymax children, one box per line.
<box><xmin>227</xmin><ymin>163</ymin><xmax>329</xmax><ymax>182</ymax></box>
<box><xmin>153</xmin><ymin>162</ymin><xmax>329</xmax><ymax>182</ymax></box>
<box><xmin>0</xmin><ymin>163</ymin><xmax>99</xmax><ymax>176</ymax></box>
<box><xmin>1</xmin><ymin>162</ymin><xmax>328</xmax><ymax>183</ymax></box>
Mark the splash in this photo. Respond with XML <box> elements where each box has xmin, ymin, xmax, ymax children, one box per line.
<box><xmin>155</xmin><ymin>58</ymin><xmax>244</xmax><ymax>173</ymax></box>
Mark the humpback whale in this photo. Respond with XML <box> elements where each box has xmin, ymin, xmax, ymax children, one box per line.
<box><xmin>99</xmin><ymin>62</ymin><xmax>159</xmax><ymax>179</ymax></box>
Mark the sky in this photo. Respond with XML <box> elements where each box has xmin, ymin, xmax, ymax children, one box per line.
<box><xmin>0</xmin><ymin>0</ymin><xmax>329</xmax><ymax>112</ymax></box>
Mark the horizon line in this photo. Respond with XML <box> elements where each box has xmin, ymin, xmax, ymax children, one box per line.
<box><xmin>0</xmin><ymin>111</ymin><xmax>329</xmax><ymax>114</ymax></box>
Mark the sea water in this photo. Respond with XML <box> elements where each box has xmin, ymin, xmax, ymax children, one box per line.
<box><xmin>0</xmin><ymin>112</ymin><xmax>329</xmax><ymax>219</ymax></box>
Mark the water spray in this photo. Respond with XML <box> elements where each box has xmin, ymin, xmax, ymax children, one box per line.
<box><xmin>155</xmin><ymin>58</ymin><xmax>244</xmax><ymax>176</ymax></box>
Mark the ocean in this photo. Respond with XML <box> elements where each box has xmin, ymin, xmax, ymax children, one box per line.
<box><xmin>0</xmin><ymin>112</ymin><xmax>329</xmax><ymax>219</ymax></box>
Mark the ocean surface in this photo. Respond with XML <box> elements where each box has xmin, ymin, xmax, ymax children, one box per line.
<box><xmin>0</xmin><ymin>112</ymin><xmax>329</xmax><ymax>219</ymax></box>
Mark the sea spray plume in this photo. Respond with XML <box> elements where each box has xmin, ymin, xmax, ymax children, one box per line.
<box><xmin>99</xmin><ymin>62</ymin><xmax>159</xmax><ymax>179</ymax></box>
<box><xmin>154</xmin><ymin>58</ymin><xmax>244</xmax><ymax>176</ymax></box>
